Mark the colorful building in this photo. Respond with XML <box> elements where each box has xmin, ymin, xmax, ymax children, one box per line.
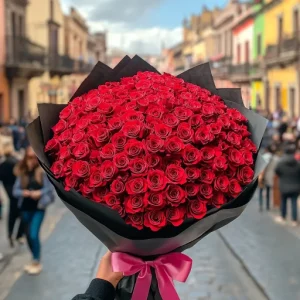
<box><xmin>264</xmin><ymin>0</ymin><xmax>300</xmax><ymax>116</ymax></box>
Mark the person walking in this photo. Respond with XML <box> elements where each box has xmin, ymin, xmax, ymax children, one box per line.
<box><xmin>13</xmin><ymin>146</ymin><xmax>54</xmax><ymax>275</ymax></box>
<box><xmin>0</xmin><ymin>143</ymin><xmax>24</xmax><ymax>247</ymax></box>
<box><xmin>275</xmin><ymin>144</ymin><xmax>300</xmax><ymax>227</ymax></box>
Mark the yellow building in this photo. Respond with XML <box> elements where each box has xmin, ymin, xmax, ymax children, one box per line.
<box><xmin>264</xmin><ymin>0</ymin><xmax>300</xmax><ymax>116</ymax></box>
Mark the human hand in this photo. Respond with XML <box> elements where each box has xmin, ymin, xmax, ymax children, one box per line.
<box><xmin>30</xmin><ymin>190</ymin><xmax>42</xmax><ymax>200</ymax></box>
<box><xmin>22</xmin><ymin>190</ymin><xmax>31</xmax><ymax>197</ymax></box>
<box><xmin>96</xmin><ymin>251</ymin><xmax>123</xmax><ymax>288</ymax></box>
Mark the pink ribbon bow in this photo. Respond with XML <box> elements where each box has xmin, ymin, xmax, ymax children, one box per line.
<box><xmin>111</xmin><ymin>252</ymin><xmax>192</xmax><ymax>300</ymax></box>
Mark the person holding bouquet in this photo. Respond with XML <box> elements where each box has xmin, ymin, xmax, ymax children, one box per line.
<box><xmin>13</xmin><ymin>146</ymin><xmax>54</xmax><ymax>275</ymax></box>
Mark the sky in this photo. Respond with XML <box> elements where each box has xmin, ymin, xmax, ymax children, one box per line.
<box><xmin>61</xmin><ymin>0</ymin><xmax>230</xmax><ymax>55</ymax></box>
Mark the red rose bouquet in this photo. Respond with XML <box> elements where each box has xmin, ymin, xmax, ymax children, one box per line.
<box><xmin>27</xmin><ymin>56</ymin><xmax>267</xmax><ymax>300</ymax></box>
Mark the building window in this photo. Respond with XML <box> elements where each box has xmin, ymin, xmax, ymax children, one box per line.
<box><xmin>237</xmin><ymin>43</ymin><xmax>241</xmax><ymax>64</ymax></box>
<box><xmin>278</xmin><ymin>16</ymin><xmax>283</xmax><ymax>44</ymax></box>
<box><xmin>18</xmin><ymin>90</ymin><xmax>25</xmax><ymax>120</ymax></box>
<box><xmin>50</xmin><ymin>0</ymin><xmax>54</xmax><ymax>20</ymax></box>
<box><xmin>289</xmin><ymin>87</ymin><xmax>296</xmax><ymax>118</ymax></box>
<box><xmin>293</xmin><ymin>8</ymin><xmax>299</xmax><ymax>36</ymax></box>
<box><xmin>245</xmin><ymin>41</ymin><xmax>249</xmax><ymax>63</ymax></box>
<box><xmin>19</xmin><ymin>15</ymin><xmax>24</xmax><ymax>37</ymax></box>
<box><xmin>257</xmin><ymin>33</ymin><xmax>262</xmax><ymax>56</ymax></box>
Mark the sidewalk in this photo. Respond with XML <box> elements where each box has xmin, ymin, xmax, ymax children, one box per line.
<box><xmin>220</xmin><ymin>198</ymin><xmax>300</xmax><ymax>300</ymax></box>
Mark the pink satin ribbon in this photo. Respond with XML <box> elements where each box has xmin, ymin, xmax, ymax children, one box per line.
<box><xmin>111</xmin><ymin>252</ymin><xmax>192</xmax><ymax>300</ymax></box>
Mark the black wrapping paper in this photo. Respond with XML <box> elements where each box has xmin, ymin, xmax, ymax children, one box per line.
<box><xmin>26</xmin><ymin>57</ymin><xmax>268</xmax><ymax>300</ymax></box>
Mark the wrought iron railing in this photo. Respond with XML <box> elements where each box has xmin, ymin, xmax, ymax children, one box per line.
<box><xmin>49</xmin><ymin>53</ymin><xmax>74</xmax><ymax>73</ymax></box>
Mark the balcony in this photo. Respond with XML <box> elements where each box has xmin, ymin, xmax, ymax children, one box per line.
<box><xmin>249</xmin><ymin>61</ymin><xmax>264</xmax><ymax>80</ymax></box>
<box><xmin>5</xmin><ymin>35</ymin><xmax>46</xmax><ymax>80</ymax></box>
<box><xmin>230</xmin><ymin>63</ymin><xmax>251</xmax><ymax>83</ymax></box>
<box><xmin>73</xmin><ymin>60</ymin><xmax>94</xmax><ymax>74</ymax></box>
<box><xmin>265</xmin><ymin>32</ymin><xmax>300</xmax><ymax>67</ymax></box>
<box><xmin>209</xmin><ymin>56</ymin><xmax>232</xmax><ymax>80</ymax></box>
<box><xmin>49</xmin><ymin>53</ymin><xmax>74</xmax><ymax>77</ymax></box>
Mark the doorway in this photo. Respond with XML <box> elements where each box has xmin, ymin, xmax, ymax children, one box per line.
<box><xmin>18</xmin><ymin>89</ymin><xmax>25</xmax><ymax>120</ymax></box>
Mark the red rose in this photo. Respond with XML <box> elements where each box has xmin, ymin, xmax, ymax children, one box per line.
<box><xmin>199</xmin><ymin>147</ymin><xmax>216</xmax><ymax>163</ymax></box>
<box><xmin>104</xmin><ymin>193</ymin><xmax>121</xmax><ymax>207</ymax></box>
<box><xmin>184</xmin><ymin>183</ymin><xmax>200</xmax><ymax>197</ymax></box>
<box><xmin>194</xmin><ymin>126</ymin><xmax>214</xmax><ymax>145</ymax></box>
<box><xmin>241</xmin><ymin>139</ymin><xmax>257</xmax><ymax>153</ymax></box>
<box><xmin>58</xmin><ymin>129</ymin><xmax>73</xmax><ymax>144</ymax></box>
<box><xmin>218</xmin><ymin>141</ymin><xmax>230</xmax><ymax>151</ymax></box>
<box><xmin>189</xmin><ymin>114</ymin><xmax>204</xmax><ymax>129</ymax></box>
<box><xmin>199</xmin><ymin>168</ymin><xmax>215</xmax><ymax>184</ymax></box>
<box><xmin>110</xmin><ymin>179</ymin><xmax>125</xmax><ymax>194</ymax></box>
<box><xmin>52</xmin><ymin>119</ymin><xmax>67</xmax><ymax>134</ymax></box>
<box><xmin>122</xmin><ymin>120</ymin><xmax>142</xmax><ymax>138</ymax></box>
<box><xmin>80</xmin><ymin>182</ymin><xmax>94</xmax><ymax>197</ymax></box>
<box><xmin>100</xmin><ymin>144</ymin><xmax>116</xmax><ymax>160</ymax></box>
<box><xmin>89</xmin><ymin>112</ymin><xmax>106</xmax><ymax>124</ymax></box>
<box><xmin>124</xmin><ymin>140</ymin><xmax>145</xmax><ymax>157</ymax></box>
<box><xmin>177</xmin><ymin>122</ymin><xmax>194</xmax><ymax>142</ymax></box>
<box><xmin>182</xmin><ymin>145</ymin><xmax>201</xmax><ymax>165</ymax></box>
<box><xmin>73</xmin><ymin>142</ymin><xmax>90</xmax><ymax>159</ymax></box>
<box><xmin>100</xmin><ymin>160</ymin><xmax>117</xmax><ymax>181</ymax></box>
<box><xmin>64</xmin><ymin>175</ymin><xmax>78</xmax><ymax>191</ymax></box>
<box><xmin>187</xmin><ymin>199</ymin><xmax>207</xmax><ymax>219</ymax></box>
<box><xmin>186</xmin><ymin>100</ymin><xmax>202</xmax><ymax>113</ymax></box>
<box><xmin>174</xmin><ymin>107</ymin><xmax>193</xmax><ymax>121</ymax></box>
<box><xmin>146</xmin><ymin>105</ymin><xmax>164</xmax><ymax>119</ymax></box>
<box><xmin>88</xmin><ymin>166</ymin><xmax>104</xmax><ymax>188</ymax></box>
<box><xmin>45</xmin><ymin>138</ymin><xmax>60</xmax><ymax>153</ymax></box>
<box><xmin>92</xmin><ymin>187</ymin><xmax>108</xmax><ymax>203</ymax></box>
<box><xmin>144</xmin><ymin>192</ymin><xmax>166</xmax><ymax>210</ymax></box>
<box><xmin>185</xmin><ymin>167</ymin><xmax>200</xmax><ymax>181</ymax></box>
<box><xmin>166</xmin><ymin>206</ymin><xmax>186</xmax><ymax>226</ymax></box>
<box><xmin>125</xmin><ymin>177</ymin><xmax>148</xmax><ymax>195</ymax></box>
<box><xmin>214</xmin><ymin>176</ymin><xmax>230</xmax><ymax>193</ymax></box>
<box><xmin>59</xmin><ymin>105</ymin><xmax>73</xmax><ymax>120</ymax></box>
<box><xmin>98</xmin><ymin>102</ymin><xmax>114</xmax><ymax>115</ymax></box>
<box><xmin>165</xmin><ymin>185</ymin><xmax>186</xmax><ymax>207</ymax></box>
<box><xmin>111</xmin><ymin>132</ymin><xmax>127</xmax><ymax>152</ymax></box>
<box><xmin>218</xmin><ymin>115</ymin><xmax>230</xmax><ymax>129</ymax></box>
<box><xmin>227</xmin><ymin>132</ymin><xmax>242</xmax><ymax>147</ymax></box>
<box><xmin>210</xmin><ymin>192</ymin><xmax>226</xmax><ymax>208</ymax></box>
<box><xmin>145</xmin><ymin>154</ymin><xmax>161</xmax><ymax>168</ymax></box>
<box><xmin>212</xmin><ymin>156</ymin><xmax>228</xmax><ymax>171</ymax></box>
<box><xmin>89</xmin><ymin>128</ymin><xmax>110</xmax><ymax>147</ymax></box>
<box><xmin>154</xmin><ymin>123</ymin><xmax>172</xmax><ymax>139</ymax></box>
<box><xmin>165</xmin><ymin>164</ymin><xmax>187</xmax><ymax>184</ymax></box>
<box><xmin>209</xmin><ymin>122</ymin><xmax>222</xmax><ymax>135</ymax></box>
<box><xmin>113</xmin><ymin>205</ymin><xmax>126</xmax><ymax>218</ymax></box>
<box><xmin>237</xmin><ymin>166</ymin><xmax>254</xmax><ymax>185</ymax></box>
<box><xmin>72</xmin><ymin>161</ymin><xmax>90</xmax><ymax>178</ymax></box>
<box><xmin>229</xmin><ymin>179</ymin><xmax>242</xmax><ymax>197</ymax></box>
<box><xmin>124</xmin><ymin>194</ymin><xmax>145</xmax><ymax>214</ymax></box>
<box><xmin>165</xmin><ymin>136</ymin><xmax>185</xmax><ymax>154</ymax></box>
<box><xmin>144</xmin><ymin>210</ymin><xmax>167</xmax><ymax>232</ymax></box>
<box><xmin>126</xmin><ymin>213</ymin><xmax>144</xmax><ymax>230</ymax></box>
<box><xmin>63</xmin><ymin>159</ymin><xmax>75</xmax><ymax>176</ymax></box>
<box><xmin>228</xmin><ymin>108</ymin><xmax>246</xmax><ymax>122</ymax></box>
<box><xmin>129</xmin><ymin>158</ymin><xmax>148</xmax><ymax>177</ymax></box>
<box><xmin>85</xmin><ymin>96</ymin><xmax>101</xmax><ymax>112</ymax></box>
<box><xmin>199</xmin><ymin>184</ymin><xmax>213</xmax><ymax>199</ymax></box>
<box><xmin>201</xmin><ymin>103</ymin><xmax>215</xmax><ymax>117</ymax></box>
<box><xmin>228</xmin><ymin>148</ymin><xmax>245</xmax><ymax>166</ymax></box>
<box><xmin>162</xmin><ymin>113</ymin><xmax>179</xmax><ymax>128</ymax></box>
<box><xmin>226</xmin><ymin>166</ymin><xmax>237</xmax><ymax>179</ymax></box>
<box><xmin>108</xmin><ymin>117</ymin><xmax>123</xmax><ymax>131</ymax></box>
<box><xmin>72</xmin><ymin>131</ymin><xmax>85</xmax><ymax>144</ymax></box>
<box><xmin>51</xmin><ymin>161</ymin><xmax>64</xmax><ymax>178</ymax></box>
<box><xmin>241</xmin><ymin>149</ymin><xmax>254</xmax><ymax>165</ymax></box>
<box><xmin>113</xmin><ymin>152</ymin><xmax>129</xmax><ymax>170</ymax></box>
<box><xmin>76</xmin><ymin>117</ymin><xmax>90</xmax><ymax>131</ymax></box>
<box><xmin>90</xmin><ymin>150</ymin><xmax>101</xmax><ymax>164</ymax></box>
<box><xmin>145</xmin><ymin>135</ymin><xmax>164</xmax><ymax>153</ymax></box>
<box><xmin>147</xmin><ymin>170</ymin><xmax>169</xmax><ymax>192</ymax></box>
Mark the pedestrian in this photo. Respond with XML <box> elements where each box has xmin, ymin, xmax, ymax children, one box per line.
<box><xmin>275</xmin><ymin>144</ymin><xmax>300</xmax><ymax>227</ymax></box>
<box><xmin>13</xmin><ymin>146</ymin><xmax>54</xmax><ymax>275</ymax></box>
<box><xmin>0</xmin><ymin>143</ymin><xmax>24</xmax><ymax>247</ymax></box>
<box><xmin>72</xmin><ymin>251</ymin><xmax>123</xmax><ymax>300</ymax></box>
<box><xmin>258</xmin><ymin>146</ymin><xmax>279</xmax><ymax>212</ymax></box>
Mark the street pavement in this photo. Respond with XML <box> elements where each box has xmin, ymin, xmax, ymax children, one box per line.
<box><xmin>3</xmin><ymin>193</ymin><xmax>300</xmax><ymax>300</ymax></box>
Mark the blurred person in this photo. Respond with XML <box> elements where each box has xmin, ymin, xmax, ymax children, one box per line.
<box><xmin>275</xmin><ymin>144</ymin><xmax>300</xmax><ymax>227</ymax></box>
<box><xmin>13</xmin><ymin>146</ymin><xmax>54</xmax><ymax>275</ymax></box>
<box><xmin>0</xmin><ymin>143</ymin><xmax>24</xmax><ymax>247</ymax></box>
<box><xmin>278</xmin><ymin>116</ymin><xmax>288</xmax><ymax>142</ymax></box>
<box><xmin>258</xmin><ymin>146</ymin><xmax>278</xmax><ymax>212</ymax></box>
<box><xmin>282</xmin><ymin>126</ymin><xmax>296</xmax><ymax>143</ymax></box>
<box><xmin>72</xmin><ymin>251</ymin><xmax>123</xmax><ymax>300</ymax></box>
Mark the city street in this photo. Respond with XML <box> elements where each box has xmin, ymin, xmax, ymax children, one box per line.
<box><xmin>2</xmin><ymin>194</ymin><xmax>300</xmax><ymax>300</ymax></box>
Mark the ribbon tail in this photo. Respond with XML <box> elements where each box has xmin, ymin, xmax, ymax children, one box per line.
<box><xmin>155</xmin><ymin>267</ymin><xmax>180</xmax><ymax>300</ymax></box>
<box><xmin>131</xmin><ymin>265</ymin><xmax>152</xmax><ymax>300</ymax></box>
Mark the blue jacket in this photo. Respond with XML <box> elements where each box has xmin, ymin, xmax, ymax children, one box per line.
<box><xmin>13</xmin><ymin>172</ymin><xmax>54</xmax><ymax>210</ymax></box>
